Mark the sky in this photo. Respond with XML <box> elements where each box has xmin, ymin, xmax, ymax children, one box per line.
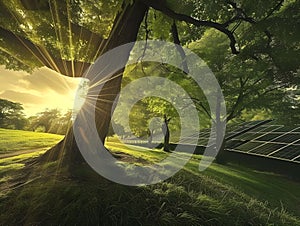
<box><xmin>0</xmin><ymin>65</ymin><xmax>82</xmax><ymax>116</ymax></box>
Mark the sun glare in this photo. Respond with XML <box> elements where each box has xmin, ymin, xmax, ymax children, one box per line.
<box><xmin>0</xmin><ymin>66</ymin><xmax>82</xmax><ymax>117</ymax></box>
<box><xmin>72</xmin><ymin>78</ymin><xmax>89</xmax><ymax>121</ymax></box>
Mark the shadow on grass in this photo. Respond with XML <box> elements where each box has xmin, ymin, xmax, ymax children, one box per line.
<box><xmin>0</xmin><ymin>149</ymin><xmax>300</xmax><ymax>226</ymax></box>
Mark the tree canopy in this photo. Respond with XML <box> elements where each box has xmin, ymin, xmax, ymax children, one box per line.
<box><xmin>2</xmin><ymin>0</ymin><xmax>299</xmax><ymax>77</ymax></box>
<box><xmin>0</xmin><ymin>98</ymin><xmax>27</xmax><ymax>129</ymax></box>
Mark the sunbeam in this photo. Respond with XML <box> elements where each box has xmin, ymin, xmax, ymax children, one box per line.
<box><xmin>88</xmin><ymin>71</ymin><xmax>124</xmax><ymax>90</ymax></box>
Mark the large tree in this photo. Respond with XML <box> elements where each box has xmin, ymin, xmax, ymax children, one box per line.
<box><xmin>0</xmin><ymin>0</ymin><xmax>298</xmax><ymax>164</ymax></box>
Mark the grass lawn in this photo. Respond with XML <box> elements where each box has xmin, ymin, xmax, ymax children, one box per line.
<box><xmin>106</xmin><ymin>141</ymin><xmax>300</xmax><ymax>217</ymax></box>
<box><xmin>0</xmin><ymin>128</ymin><xmax>63</xmax><ymax>153</ymax></box>
<box><xmin>0</xmin><ymin>130</ymin><xmax>299</xmax><ymax>225</ymax></box>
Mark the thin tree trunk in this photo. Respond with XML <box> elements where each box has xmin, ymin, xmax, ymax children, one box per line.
<box><xmin>147</xmin><ymin>129</ymin><xmax>153</xmax><ymax>148</ymax></box>
<box><xmin>163</xmin><ymin>128</ymin><xmax>170</xmax><ymax>152</ymax></box>
<box><xmin>162</xmin><ymin>115</ymin><xmax>171</xmax><ymax>152</ymax></box>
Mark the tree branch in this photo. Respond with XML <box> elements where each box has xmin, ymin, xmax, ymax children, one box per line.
<box><xmin>0</xmin><ymin>26</ymin><xmax>91</xmax><ymax>77</ymax></box>
<box><xmin>190</xmin><ymin>97</ymin><xmax>216</xmax><ymax>124</ymax></box>
<box><xmin>141</xmin><ymin>0</ymin><xmax>239</xmax><ymax>54</ymax></box>
<box><xmin>226</xmin><ymin>81</ymin><xmax>246</xmax><ymax>122</ymax></box>
<box><xmin>225</xmin><ymin>0</ymin><xmax>256</xmax><ymax>25</ymax></box>
<box><xmin>263</xmin><ymin>0</ymin><xmax>285</xmax><ymax>21</ymax></box>
<box><xmin>171</xmin><ymin>20</ymin><xmax>189</xmax><ymax>73</ymax></box>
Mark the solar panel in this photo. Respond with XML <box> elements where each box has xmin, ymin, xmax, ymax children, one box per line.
<box><xmin>225</xmin><ymin>120</ymin><xmax>272</xmax><ymax>138</ymax></box>
<box><xmin>256</xmin><ymin>133</ymin><xmax>281</xmax><ymax>141</ymax></box>
<box><xmin>177</xmin><ymin>120</ymin><xmax>273</xmax><ymax>146</ymax></box>
<box><xmin>272</xmin><ymin>134</ymin><xmax>300</xmax><ymax>143</ymax></box>
<box><xmin>235</xmin><ymin>133</ymin><xmax>265</xmax><ymax>141</ymax></box>
<box><xmin>293</xmin><ymin>156</ymin><xmax>300</xmax><ymax>163</ymax></box>
<box><xmin>270</xmin><ymin>126</ymin><xmax>294</xmax><ymax>132</ymax></box>
<box><xmin>121</xmin><ymin>120</ymin><xmax>300</xmax><ymax>165</ymax></box>
<box><xmin>227</xmin><ymin>123</ymin><xmax>300</xmax><ymax>164</ymax></box>
<box><xmin>269</xmin><ymin>145</ymin><xmax>300</xmax><ymax>160</ymax></box>
<box><xmin>233</xmin><ymin>141</ymin><xmax>263</xmax><ymax>152</ymax></box>
<box><xmin>249</xmin><ymin>125</ymin><xmax>282</xmax><ymax>132</ymax></box>
<box><xmin>225</xmin><ymin>140</ymin><xmax>247</xmax><ymax>149</ymax></box>
<box><xmin>249</xmin><ymin>143</ymin><xmax>286</xmax><ymax>155</ymax></box>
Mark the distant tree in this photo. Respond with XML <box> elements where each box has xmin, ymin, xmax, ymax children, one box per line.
<box><xmin>27</xmin><ymin>109</ymin><xmax>72</xmax><ymax>134</ymax></box>
<box><xmin>28</xmin><ymin>109</ymin><xmax>60</xmax><ymax>133</ymax></box>
<box><xmin>106</xmin><ymin>122</ymin><xmax>125</xmax><ymax>142</ymax></box>
<box><xmin>0</xmin><ymin>98</ymin><xmax>28</xmax><ymax>130</ymax></box>
<box><xmin>49</xmin><ymin>110</ymin><xmax>73</xmax><ymax>135</ymax></box>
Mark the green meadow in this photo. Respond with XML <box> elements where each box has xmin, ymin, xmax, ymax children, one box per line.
<box><xmin>0</xmin><ymin>129</ymin><xmax>299</xmax><ymax>225</ymax></box>
<box><xmin>0</xmin><ymin>129</ymin><xmax>63</xmax><ymax>153</ymax></box>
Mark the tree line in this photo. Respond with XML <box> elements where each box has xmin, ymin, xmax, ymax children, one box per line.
<box><xmin>0</xmin><ymin>98</ymin><xmax>72</xmax><ymax>135</ymax></box>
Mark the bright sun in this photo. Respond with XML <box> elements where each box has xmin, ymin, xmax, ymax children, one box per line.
<box><xmin>0</xmin><ymin>66</ymin><xmax>83</xmax><ymax>117</ymax></box>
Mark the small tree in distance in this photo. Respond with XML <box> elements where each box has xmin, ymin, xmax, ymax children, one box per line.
<box><xmin>0</xmin><ymin>98</ymin><xmax>28</xmax><ymax>130</ymax></box>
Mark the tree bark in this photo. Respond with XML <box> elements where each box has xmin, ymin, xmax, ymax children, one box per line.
<box><xmin>215</xmin><ymin>89</ymin><xmax>227</xmax><ymax>164</ymax></box>
<box><xmin>43</xmin><ymin>1</ymin><xmax>149</xmax><ymax>164</ymax></box>
<box><xmin>147</xmin><ymin>129</ymin><xmax>153</xmax><ymax>148</ymax></box>
<box><xmin>162</xmin><ymin>115</ymin><xmax>171</xmax><ymax>152</ymax></box>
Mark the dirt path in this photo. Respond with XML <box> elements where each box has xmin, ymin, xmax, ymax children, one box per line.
<box><xmin>0</xmin><ymin>148</ymin><xmax>46</xmax><ymax>159</ymax></box>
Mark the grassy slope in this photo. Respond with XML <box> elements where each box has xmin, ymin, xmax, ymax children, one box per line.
<box><xmin>0</xmin><ymin>130</ymin><xmax>299</xmax><ymax>225</ymax></box>
<box><xmin>0</xmin><ymin>129</ymin><xmax>63</xmax><ymax>153</ymax></box>
<box><xmin>106</xmin><ymin>142</ymin><xmax>300</xmax><ymax>217</ymax></box>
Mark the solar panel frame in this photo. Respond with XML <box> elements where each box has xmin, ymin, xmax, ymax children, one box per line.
<box><xmin>293</xmin><ymin>156</ymin><xmax>300</xmax><ymax>163</ymax></box>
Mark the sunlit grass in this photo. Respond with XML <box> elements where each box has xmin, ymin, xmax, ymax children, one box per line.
<box><xmin>0</xmin><ymin>131</ymin><xmax>299</xmax><ymax>225</ymax></box>
<box><xmin>107</xmin><ymin>139</ymin><xmax>300</xmax><ymax>218</ymax></box>
<box><xmin>0</xmin><ymin>150</ymin><xmax>47</xmax><ymax>176</ymax></box>
<box><xmin>106</xmin><ymin>141</ymin><xmax>168</xmax><ymax>163</ymax></box>
<box><xmin>1</xmin><ymin>147</ymin><xmax>299</xmax><ymax>225</ymax></box>
<box><xmin>0</xmin><ymin>150</ymin><xmax>46</xmax><ymax>165</ymax></box>
<box><xmin>0</xmin><ymin>129</ymin><xmax>63</xmax><ymax>153</ymax></box>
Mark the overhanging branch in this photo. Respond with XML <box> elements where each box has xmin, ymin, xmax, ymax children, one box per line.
<box><xmin>141</xmin><ymin>0</ymin><xmax>239</xmax><ymax>54</ymax></box>
<box><xmin>0</xmin><ymin>26</ymin><xmax>91</xmax><ymax>77</ymax></box>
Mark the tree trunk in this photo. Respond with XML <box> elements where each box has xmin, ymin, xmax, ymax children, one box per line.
<box><xmin>42</xmin><ymin>1</ymin><xmax>148</xmax><ymax>164</ymax></box>
<box><xmin>215</xmin><ymin>128</ymin><xmax>227</xmax><ymax>164</ymax></box>
<box><xmin>163</xmin><ymin>128</ymin><xmax>170</xmax><ymax>152</ymax></box>
<box><xmin>162</xmin><ymin>115</ymin><xmax>171</xmax><ymax>152</ymax></box>
<box><xmin>147</xmin><ymin>129</ymin><xmax>153</xmax><ymax>148</ymax></box>
<box><xmin>215</xmin><ymin>88</ymin><xmax>227</xmax><ymax>164</ymax></box>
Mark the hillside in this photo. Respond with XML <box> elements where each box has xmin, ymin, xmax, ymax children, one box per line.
<box><xmin>0</xmin><ymin>129</ymin><xmax>299</xmax><ymax>225</ymax></box>
<box><xmin>0</xmin><ymin>129</ymin><xmax>63</xmax><ymax>153</ymax></box>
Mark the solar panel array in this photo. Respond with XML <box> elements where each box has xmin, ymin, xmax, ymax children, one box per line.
<box><xmin>176</xmin><ymin>120</ymin><xmax>271</xmax><ymax>147</ymax></box>
<box><xmin>168</xmin><ymin>120</ymin><xmax>300</xmax><ymax>164</ymax></box>
<box><xmin>121</xmin><ymin>119</ymin><xmax>300</xmax><ymax>164</ymax></box>
<box><xmin>226</xmin><ymin>123</ymin><xmax>300</xmax><ymax>164</ymax></box>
